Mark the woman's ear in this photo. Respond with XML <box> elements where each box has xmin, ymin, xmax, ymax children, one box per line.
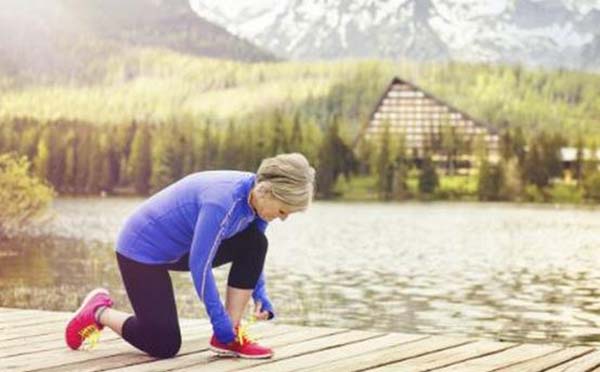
<box><xmin>256</xmin><ymin>181</ymin><xmax>272</xmax><ymax>197</ymax></box>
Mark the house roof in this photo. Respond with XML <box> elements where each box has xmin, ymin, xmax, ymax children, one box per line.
<box><xmin>354</xmin><ymin>76</ymin><xmax>499</xmax><ymax>147</ymax></box>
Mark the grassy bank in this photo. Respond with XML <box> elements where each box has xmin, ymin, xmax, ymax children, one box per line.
<box><xmin>332</xmin><ymin>174</ymin><xmax>586</xmax><ymax>204</ymax></box>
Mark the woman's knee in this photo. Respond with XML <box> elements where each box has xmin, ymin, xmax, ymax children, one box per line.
<box><xmin>234</xmin><ymin>224</ymin><xmax>268</xmax><ymax>258</ymax></box>
<box><xmin>254</xmin><ymin>232</ymin><xmax>268</xmax><ymax>256</ymax></box>
<box><xmin>247</xmin><ymin>227</ymin><xmax>268</xmax><ymax>256</ymax></box>
<box><xmin>238</xmin><ymin>230</ymin><xmax>267</xmax><ymax>266</ymax></box>
<box><xmin>144</xmin><ymin>328</ymin><xmax>181</xmax><ymax>359</ymax></box>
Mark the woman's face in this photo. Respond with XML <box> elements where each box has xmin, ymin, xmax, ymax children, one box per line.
<box><xmin>253</xmin><ymin>192</ymin><xmax>294</xmax><ymax>222</ymax></box>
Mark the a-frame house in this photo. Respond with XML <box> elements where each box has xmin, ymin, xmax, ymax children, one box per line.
<box><xmin>355</xmin><ymin>77</ymin><xmax>499</xmax><ymax>172</ymax></box>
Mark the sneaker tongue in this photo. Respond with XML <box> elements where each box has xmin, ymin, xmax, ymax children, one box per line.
<box><xmin>235</xmin><ymin>325</ymin><xmax>255</xmax><ymax>345</ymax></box>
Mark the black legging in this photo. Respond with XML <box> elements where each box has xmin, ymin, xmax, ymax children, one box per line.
<box><xmin>116</xmin><ymin>223</ymin><xmax>268</xmax><ymax>359</ymax></box>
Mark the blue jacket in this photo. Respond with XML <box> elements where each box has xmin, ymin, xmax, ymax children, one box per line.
<box><xmin>116</xmin><ymin>171</ymin><xmax>274</xmax><ymax>343</ymax></box>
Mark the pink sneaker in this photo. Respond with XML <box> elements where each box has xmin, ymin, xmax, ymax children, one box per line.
<box><xmin>210</xmin><ymin>325</ymin><xmax>273</xmax><ymax>359</ymax></box>
<box><xmin>65</xmin><ymin>288</ymin><xmax>113</xmax><ymax>350</ymax></box>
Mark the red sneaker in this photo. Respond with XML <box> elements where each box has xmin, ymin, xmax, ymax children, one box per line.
<box><xmin>65</xmin><ymin>288</ymin><xmax>113</xmax><ymax>350</ymax></box>
<box><xmin>209</xmin><ymin>325</ymin><xmax>273</xmax><ymax>359</ymax></box>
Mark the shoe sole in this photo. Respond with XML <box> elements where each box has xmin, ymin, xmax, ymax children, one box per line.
<box><xmin>209</xmin><ymin>345</ymin><xmax>273</xmax><ymax>359</ymax></box>
<box><xmin>65</xmin><ymin>288</ymin><xmax>110</xmax><ymax>349</ymax></box>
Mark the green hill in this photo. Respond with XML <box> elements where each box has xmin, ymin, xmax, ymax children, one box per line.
<box><xmin>1</xmin><ymin>49</ymin><xmax>599</xmax><ymax>143</ymax></box>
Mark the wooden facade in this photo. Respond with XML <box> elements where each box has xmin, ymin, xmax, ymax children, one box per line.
<box><xmin>356</xmin><ymin>77</ymin><xmax>499</xmax><ymax>169</ymax></box>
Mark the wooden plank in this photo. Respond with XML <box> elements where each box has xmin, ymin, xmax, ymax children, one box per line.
<box><xmin>0</xmin><ymin>309</ymin><xmax>598</xmax><ymax>372</ymax></box>
<box><xmin>0</xmin><ymin>308</ymin><xmax>68</xmax><ymax>316</ymax></box>
<box><xmin>0</xmin><ymin>307</ymin><xmax>21</xmax><ymax>312</ymax></box>
<box><xmin>0</xmin><ymin>313</ymin><xmax>206</xmax><ymax>343</ymax></box>
<box><xmin>0</xmin><ymin>321</ymin><xmax>214</xmax><ymax>371</ymax></box>
<box><xmin>239</xmin><ymin>332</ymin><xmax>426</xmax><ymax>372</ymax></box>
<box><xmin>293</xmin><ymin>335</ymin><xmax>471</xmax><ymax>372</ymax></box>
<box><xmin>2</xmin><ymin>332</ymin><xmax>202</xmax><ymax>371</ymax></box>
<box><xmin>0</xmin><ymin>330</ymin><xmax>121</xmax><ymax>358</ymax></box>
<box><xmin>0</xmin><ymin>307</ymin><xmax>49</xmax><ymax>314</ymax></box>
<box><xmin>0</xmin><ymin>309</ymin><xmax>63</xmax><ymax>323</ymax></box>
<box><xmin>0</xmin><ymin>332</ymin><xmax>77</xmax><ymax>350</ymax></box>
<box><xmin>544</xmin><ymin>350</ymin><xmax>600</xmax><ymax>372</ymax></box>
<box><xmin>93</xmin><ymin>325</ymin><xmax>333</xmax><ymax>372</ymax></box>
<box><xmin>0</xmin><ymin>315</ymin><xmax>69</xmax><ymax>330</ymax></box>
<box><xmin>494</xmin><ymin>347</ymin><xmax>596</xmax><ymax>372</ymax></box>
<box><xmin>0</xmin><ymin>318</ymin><xmax>207</xmax><ymax>351</ymax></box>
<box><xmin>432</xmin><ymin>344</ymin><xmax>563</xmax><ymax>372</ymax></box>
<box><xmin>28</xmin><ymin>333</ymin><xmax>213</xmax><ymax>372</ymax></box>
<box><xmin>70</xmin><ymin>324</ymin><xmax>317</xmax><ymax>372</ymax></box>
<box><xmin>245</xmin><ymin>326</ymin><xmax>346</xmax><ymax>351</ymax></box>
<box><xmin>0</xmin><ymin>320</ymin><xmax>211</xmax><ymax>359</ymax></box>
<box><xmin>361</xmin><ymin>340</ymin><xmax>518</xmax><ymax>372</ymax></box>
<box><xmin>171</xmin><ymin>330</ymin><xmax>385</xmax><ymax>372</ymax></box>
<box><xmin>0</xmin><ymin>320</ymin><xmax>71</xmax><ymax>341</ymax></box>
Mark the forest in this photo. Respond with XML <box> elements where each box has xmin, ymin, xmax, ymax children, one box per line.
<box><xmin>1</xmin><ymin>50</ymin><xmax>599</xmax><ymax>202</ymax></box>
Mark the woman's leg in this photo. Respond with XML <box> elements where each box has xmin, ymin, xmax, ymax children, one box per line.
<box><xmin>212</xmin><ymin>223</ymin><xmax>268</xmax><ymax>326</ymax></box>
<box><xmin>107</xmin><ymin>252</ymin><xmax>182</xmax><ymax>359</ymax></box>
<box><xmin>97</xmin><ymin>307</ymin><xmax>130</xmax><ymax>336</ymax></box>
<box><xmin>225</xmin><ymin>287</ymin><xmax>253</xmax><ymax>326</ymax></box>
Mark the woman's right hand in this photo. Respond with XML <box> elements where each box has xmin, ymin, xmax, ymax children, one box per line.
<box><xmin>253</xmin><ymin>300</ymin><xmax>271</xmax><ymax>321</ymax></box>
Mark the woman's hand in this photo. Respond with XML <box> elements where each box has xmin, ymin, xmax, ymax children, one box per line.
<box><xmin>253</xmin><ymin>300</ymin><xmax>271</xmax><ymax>321</ymax></box>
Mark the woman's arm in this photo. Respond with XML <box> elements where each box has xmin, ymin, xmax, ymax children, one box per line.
<box><xmin>252</xmin><ymin>272</ymin><xmax>275</xmax><ymax>319</ymax></box>
<box><xmin>189</xmin><ymin>202</ymin><xmax>236</xmax><ymax>343</ymax></box>
<box><xmin>251</xmin><ymin>218</ymin><xmax>275</xmax><ymax>319</ymax></box>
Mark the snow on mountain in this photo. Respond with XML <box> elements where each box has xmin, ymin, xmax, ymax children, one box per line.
<box><xmin>190</xmin><ymin>0</ymin><xmax>600</xmax><ymax>70</ymax></box>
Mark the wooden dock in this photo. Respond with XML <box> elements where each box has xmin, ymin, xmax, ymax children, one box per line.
<box><xmin>1</xmin><ymin>307</ymin><xmax>599</xmax><ymax>371</ymax></box>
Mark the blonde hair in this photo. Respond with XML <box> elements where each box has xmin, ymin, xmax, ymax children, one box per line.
<box><xmin>255</xmin><ymin>153</ymin><xmax>316</xmax><ymax>211</ymax></box>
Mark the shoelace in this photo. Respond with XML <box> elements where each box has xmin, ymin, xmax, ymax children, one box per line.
<box><xmin>79</xmin><ymin>324</ymin><xmax>101</xmax><ymax>350</ymax></box>
<box><xmin>235</xmin><ymin>316</ymin><xmax>257</xmax><ymax>346</ymax></box>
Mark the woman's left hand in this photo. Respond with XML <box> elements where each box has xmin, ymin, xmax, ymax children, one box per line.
<box><xmin>253</xmin><ymin>301</ymin><xmax>270</xmax><ymax>321</ymax></box>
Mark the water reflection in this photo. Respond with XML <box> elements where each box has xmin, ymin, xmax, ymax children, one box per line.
<box><xmin>0</xmin><ymin>199</ymin><xmax>599</xmax><ymax>347</ymax></box>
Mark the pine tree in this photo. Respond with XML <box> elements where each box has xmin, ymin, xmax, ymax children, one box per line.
<box><xmin>316</xmin><ymin>121</ymin><xmax>339</xmax><ymax>199</ymax></box>
<box><xmin>376</xmin><ymin>123</ymin><xmax>392</xmax><ymax>200</ymax></box>
<box><xmin>270</xmin><ymin>109</ymin><xmax>289</xmax><ymax>155</ymax></box>
<box><xmin>86</xmin><ymin>134</ymin><xmax>103</xmax><ymax>194</ymax></box>
<box><xmin>316</xmin><ymin>116</ymin><xmax>355</xmax><ymax>198</ymax></box>
<box><xmin>253</xmin><ymin>121</ymin><xmax>268</xmax><ymax>169</ymax></box>
<box><xmin>441</xmin><ymin>124</ymin><xmax>461</xmax><ymax>175</ymax></box>
<box><xmin>574</xmin><ymin>135</ymin><xmax>584</xmax><ymax>186</ymax></box>
<box><xmin>478</xmin><ymin>160</ymin><xmax>505</xmax><ymax>201</ymax></box>
<box><xmin>63</xmin><ymin>129</ymin><xmax>77</xmax><ymax>193</ymax></box>
<box><xmin>512</xmin><ymin>126</ymin><xmax>527</xmax><ymax>167</ymax></box>
<box><xmin>47</xmin><ymin>124</ymin><xmax>65</xmax><ymax>192</ymax></box>
<box><xmin>289</xmin><ymin>112</ymin><xmax>304</xmax><ymax>152</ymax></box>
<box><xmin>128</xmin><ymin>126</ymin><xmax>152</xmax><ymax>195</ymax></box>
<box><xmin>115</xmin><ymin>121</ymin><xmax>138</xmax><ymax>186</ymax></box>
<box><xmin>33</xmin><ymin>129</ymin><xmax>50</xmax><ymax>183</ymax></box>
<box><xmin>181</xmin><ymin>121</ymin><xmax>196</xmax><ymax>175</ymax></box>
<box><xmin>151</xmin><ymin>124</ymin><xmax>184</xmax><ymax>192</ymax></box>
<box><xmin>541</xmin><ymin>132</ymin><xmax>565</xmax><ymax>180</ymax></box>
<box><xmin>392</xmin><ymin>136</ymin><xmax>409</xmax><ymax>200</ymax></box>
<box><xmin>219</xmin><ymin>120</ymin><xmax>241</xmax><ymax>169</ymax></box>
<box><xmin>583</xmin><ymin>145</ymin><xmax>600</xmax><ymax>201</ymax></box>
<box><xmin>523</xmin><ymin>140</ymin><xmax>548</xmax><ymax>189</ymax></box>
<box><xmin>198</xmin><ymin>121</ymin><xmax>219</xmax><ymax>171</ymax></box>
<box><xmin>499</xmin><ymin>128</ymin><xmax>513</xmax><ymax>162</ymax></box>
<box><xmin>418</xmin><ymin>153</ymin><xmax>439</xmax><ymax>195</ymax></box>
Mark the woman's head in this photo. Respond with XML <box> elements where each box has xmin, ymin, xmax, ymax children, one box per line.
<box><xmin>251</xmin><ymin>153</ymin><xmax>315</xmax><ymax>222</ymax></box>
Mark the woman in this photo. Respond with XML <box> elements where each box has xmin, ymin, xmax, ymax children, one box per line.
<box><xmin>64</xmin><ymin>153</ymin><xmax>316</xmax><ymax>359</ymax></box>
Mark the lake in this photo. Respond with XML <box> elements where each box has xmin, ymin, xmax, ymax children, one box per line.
<box><xmin>1</xmin><ymin>198</ymin><xmax>599</xmax><ymax>346</ymax></box>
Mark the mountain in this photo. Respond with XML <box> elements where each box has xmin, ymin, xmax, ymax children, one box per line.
<box><xmin>191</xmin><ymin>0</ymin><xmax>600</xmax><ymax>71</ymax></box>
<box><xmin>0</xmin><ymin>0</ymin><xmax>274</xmax><ymax>84</ymax></box>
